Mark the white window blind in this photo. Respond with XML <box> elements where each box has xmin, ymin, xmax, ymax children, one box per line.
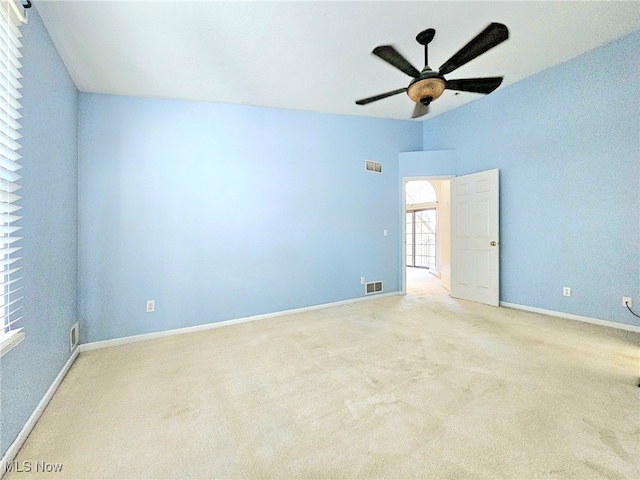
<box><xmin>0</xmin><ymin>0</ymin><xmax>25</xmax><ymax>358</ymax></box>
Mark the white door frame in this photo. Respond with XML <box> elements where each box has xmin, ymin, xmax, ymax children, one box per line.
<box><xmin>400</xmin><ymin>175</ymin><xmax>455</xmax><ymax>294</ymax></box>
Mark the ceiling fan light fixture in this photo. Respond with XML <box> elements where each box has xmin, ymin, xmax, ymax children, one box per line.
<box><xmin>407</xmin><ymin>77</ymin><xmax>446</xmax><ymax>103</ymax></box>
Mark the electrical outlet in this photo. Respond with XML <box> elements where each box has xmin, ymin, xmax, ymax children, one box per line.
<box><xmin>383</xmin><ymin>229</ymin><xmax>388</xmax><ymax>237</ymax></box>
<box><xmin>563</xmin><ymin>287</ymin><xmax>571</xmax><ymax>297</ymax></box>
<box><xmin>360</xmin><ymin>276</ymin><xmax>365</xmax><ymax>285</ymax></box>
<box><xmin>146</xmin><ymin>300</ymin><xmax>155</xmax><ymax>312</ymax></box>
<box><xmin>622</xmin><ymin>296</ymin><xmax>632</xmax><ymax>308</ymax></box>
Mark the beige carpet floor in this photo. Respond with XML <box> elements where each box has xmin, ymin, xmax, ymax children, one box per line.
<box><xmin>6</xmin><ymin>269</ymin><xmax>640</xmax><ymax>479</ymax></box>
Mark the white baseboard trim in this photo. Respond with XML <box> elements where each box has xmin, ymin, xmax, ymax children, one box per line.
<box><xmin>0</xmin><ymin>347</ymin><xmax>80</xmax><ymax>479</ymax></box>
<box><xmin>500</xmin><ymin>302</ymin><xmax>640</xmax><ymax>333</ymax></box>
<box><xmin>80</xmin><ymin>291</ymin><xmax>404</xmax><ymax>352</ymax></box>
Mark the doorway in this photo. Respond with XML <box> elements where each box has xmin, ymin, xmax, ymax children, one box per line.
<box><xmin>402</xmin><ymin>177</ymin><xmax>452</xmax><ymax>294</ymax></box>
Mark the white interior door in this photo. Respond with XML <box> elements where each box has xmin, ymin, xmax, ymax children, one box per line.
<box><xmin>450</xmin><ymin>169</ymin><xmax>499</xmax><ymax>306</ymax></box>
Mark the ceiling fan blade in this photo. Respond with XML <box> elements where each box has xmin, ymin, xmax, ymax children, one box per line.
<box><xmin>372</xmin><ymin>45</ymin><xmax>421</xmax><ymax>78</ymax></box>
<box><xmin>412</xmin><ymin>101</ymin><xmax>430</xmax><ymax>119</ymax></box>
<box><xmin>355</xmin><ymin>88</ymin><xmax>407</xmax><ymax>105</ymax></box>
<box><xmin>438</xmin><ymin>23</ymin><xmax>509</xmax><ymax>76</ymax></box>
<box><xmin>445</xmin><ymin>77</ymin><xmax>503</xmax><ymax>94</ymax></box>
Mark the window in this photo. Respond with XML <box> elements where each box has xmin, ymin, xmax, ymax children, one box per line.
<box><xmin>0</xmin><ymin>0</ymin><xmax>26</xmax><ymax>358</ymax></box>
<box><xmin>406</xmin><ymin>209</ymin><xmax>437</xmax><ymax>269</ymax></box>
<box><xmin>406</xmin><ymin>180</ymin><xmax>438</xmax><ymax>270</ymax></box>
<box><xmin>406</xmin><ymin>180</ymin><xmax>437</xmax><ymax>205</ymax></box>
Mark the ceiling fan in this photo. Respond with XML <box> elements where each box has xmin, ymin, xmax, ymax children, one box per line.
<box><xmin>355</xmin><ymin>23</ymin><xmax>509</xmax><ymax>118</ymax></box>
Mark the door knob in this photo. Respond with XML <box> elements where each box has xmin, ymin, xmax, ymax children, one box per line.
<box><xmin>490</xmin><ymin>241</ymin><xmax>497</xmax><ymax>246</ymax></box>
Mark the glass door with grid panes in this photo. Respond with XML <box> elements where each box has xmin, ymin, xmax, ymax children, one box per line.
<box><xmin>406</xmin><ymin>209</ymin><xmax>437</xmax><ymax>269</ymax></box>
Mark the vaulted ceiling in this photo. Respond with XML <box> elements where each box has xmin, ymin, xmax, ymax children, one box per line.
<box><xmin>36</xmin><ymin>1</ymin><xmax>640</xmax><ymax>120</ymax></box>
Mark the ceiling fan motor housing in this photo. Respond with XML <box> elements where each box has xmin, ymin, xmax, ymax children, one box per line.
<box><xmin>407</xmin><ymin>70</ymin><xmax>446</xmax><ymax>104</ymax></box>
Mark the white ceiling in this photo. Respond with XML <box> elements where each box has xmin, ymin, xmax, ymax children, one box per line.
<box><xmin>35</xmin><ymin>1</ymin><xmax>640</xmax><ymax>120</ymax></box>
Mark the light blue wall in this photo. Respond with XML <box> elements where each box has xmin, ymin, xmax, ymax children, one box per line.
<box><xmin>0</xmin><ymin>8</ymin><xmax>78</xmax><ymax>456</ymax></box>
<box><xmin>421</xmin><ymin>31</ymin><xmax>640</xmax><ymax>327</ymax></box>
<box><xmin>78</xmin><ymin>95</ymin><xmax>422</xmax><ymax>342</ymax></box>
<box><xmin>398</xmin><ymin>150</ymin><xmax>456</xmax><ymax>178</ymax></box>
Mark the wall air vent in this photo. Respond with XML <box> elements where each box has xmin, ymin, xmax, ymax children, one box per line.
<box><xmin>365</xmin><ymin>160</ymin><xmax>383</xmax><ymax>174</ymax></box>
<box><xmin>365</xmin><ymin>281</ymin><xmax>383</xmax><ymax>295</ymax></box>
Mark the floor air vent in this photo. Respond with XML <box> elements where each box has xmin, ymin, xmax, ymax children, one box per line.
<box><xmin>365</xmin><ymin>281</ymin><xmax>383</xmax><ymax>295</ymax></box>
<box><xmin>365</xmin><ymin>160</ymin><xmax>383</xmax><ymax>174</ymax></box>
